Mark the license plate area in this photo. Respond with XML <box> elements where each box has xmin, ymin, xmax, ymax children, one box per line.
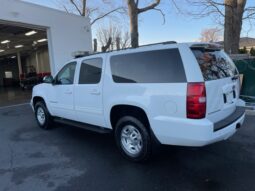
<box><xmin>223</xmin><ymin>91</ymin><xmax>235</xmax><ymax>104</ymax></box>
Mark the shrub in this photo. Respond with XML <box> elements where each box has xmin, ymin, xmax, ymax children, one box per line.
<box><xmin>250</xmin><ymin>47</ymin><xmax>255</xmax><ymax>56</ymax></box>
<box><xmin>239</xmin><ymin>46</ymin><xmax>248</xmax><ymax>54</ymax></box>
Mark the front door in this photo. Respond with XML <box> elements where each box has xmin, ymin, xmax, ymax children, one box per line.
<box><xmin>49</xmin><ymin>62</ymin><xmax>77</xmax><ymax>120</ymax></box>
<box><xmin>74</xmin><ymin>58</ymin><xmax>105</xmax><ymax>127</ymax></box>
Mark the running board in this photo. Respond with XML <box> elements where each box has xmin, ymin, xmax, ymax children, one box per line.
<box><xmin>54</xmin><ymin>118</ymin><xmax>112</xmax><ymax>134</ymax></box>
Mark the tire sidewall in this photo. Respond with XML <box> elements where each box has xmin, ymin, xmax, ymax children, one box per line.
<box><xmin>115</xmin><ymin>116</ymin><xmax>151</xmax><ymax>162</ymax></box>
<box><xmin>35</xmin><ymin>102</ymin><xmax>51</xmax><ymax>130</ymax></box>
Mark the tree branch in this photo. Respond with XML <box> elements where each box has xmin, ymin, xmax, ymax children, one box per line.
<box><xmin>152</xmin><ymin>8</ymin><xmax>165</xmax><ymax>24</ymax></box>
<box><xmin>138</xmin><ymin>0</ymin><xmax>161</xmax><ymax>14</ymax></box>
<box><xmin>63</xmin><ymin>5</ymin><xmax>70</xmax><ymax>13</ymax></box>
<box><xmin>208</xmin><ymin>0</ymin><xmax>225</xmax><ymax>17</ymax></box>
<box><xmin>135</xmin><ymin>0</ymin><xmax>139</xmax><ymax>7</ymax></box>
<box><xmin>91</xmin><ymin>7</ymin><xmax>125</xmax><ymax>25</ymax></box>
<box><xmin>243</xmin><ymin>7</ymin><xmax>255</xmax><ymax>20</ymax></box>
<box><xmin>69</xmin><ymin>0</ymin><xmax>82</xmax><ymax>16</ymax></box>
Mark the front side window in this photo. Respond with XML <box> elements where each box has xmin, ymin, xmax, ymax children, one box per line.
<box><xmin>79</xmin><ymin>58</ymin><xmax>103</xmax><ymax>84</ymax></box>
<box><xmin>56</xmin><ymin>62</ymin><xmax>76</xmax><ymax>85</ymax></box>
<box><xmin>110</xmin><ymin>49</ymin><xmax>186</xmax><ymax>83</ymax></box>
<box><xmin>191</xmin><ymin>48</ymin><xmax>238</xmax><ymax>81</ymax></box>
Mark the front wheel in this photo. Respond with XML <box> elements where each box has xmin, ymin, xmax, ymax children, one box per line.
<box><xmin>34</xmin><ymin>101</ymin><xmax>53</xmax><ymax>130</ymax></box>
<box><xmin>115</xmin><ymin>116</ymin><xmax>152</xmax><ymax>162</ymax></box>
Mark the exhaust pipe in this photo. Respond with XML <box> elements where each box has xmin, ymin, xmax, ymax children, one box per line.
<box><xmin>236</xmin><ymin>123</ymin><xmax>241</xmax><ymax>129</ymax></box>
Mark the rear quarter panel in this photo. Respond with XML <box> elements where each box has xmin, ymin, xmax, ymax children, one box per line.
<box><xmin>103</xmin><ymin>46</ymin><xmax>188</xmax><ymax>129</ymax></box>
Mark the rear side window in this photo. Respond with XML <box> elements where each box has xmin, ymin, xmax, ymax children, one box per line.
<box><xmin>110</xmin><ymin>49</ymin><xmax>186</xmax><ymax>83</ymax></box>
<box><xmin>79</xmin><ymin>58</ymin><xmax>102</xmax><ymax>84</ymax></box>
<box><xmin>191</xmin><ymin>48</ymin><xmax>238</xmax><ymax>81</ymax></box>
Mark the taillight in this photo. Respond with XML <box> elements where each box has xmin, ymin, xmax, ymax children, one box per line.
<box><xmin>187</xmin><ymin>82</ymin><xmax>206</xmax><ymax>119</ymax></box>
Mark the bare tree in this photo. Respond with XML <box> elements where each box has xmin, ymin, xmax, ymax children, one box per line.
<box><xmin>96</xmin><ymin>23</ymin><xmax>131</xmax><ymax>52</ymax></box>
<box><xmin>127</xmin><ymin>0</ymin><xmax>164</xmax><ymax>48</ymax></box>
<box><xmin>59</xmin><ymin>0</ymin><xmax>126</xmax><ymax>25</ymax></box>
<box><xmin>120</xmin><ymin>31</ymin><xmax>131</xmax><ymax>49</ymax></box>
<box><xmin>199</xmin><ymin>27</ymin><xmax>222</xmax><ymax>42</ymax></box>
<box><xmin>174</xmin><ymin>0</ymin><xmax>255</xmax><ymax>54</ymax></box>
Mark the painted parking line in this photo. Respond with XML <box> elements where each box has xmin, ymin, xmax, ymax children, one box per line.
<box><xmin>0</xmin><ymin>103</ymin><xmax>30</xmax><ymax>110</ymax></box>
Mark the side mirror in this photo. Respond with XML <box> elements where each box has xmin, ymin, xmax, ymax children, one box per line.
<box><xmin>43</xmin><ymin>75</ymin><xmax>54</xmax><ymax>83</ymax></box>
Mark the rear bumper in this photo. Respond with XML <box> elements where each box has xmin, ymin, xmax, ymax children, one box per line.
<box><xmin>214</xmin><ymin>107</ymin><xmax>245</xmax><ymax>131</ymax></box>
<box><xmin>150</xmin><ymin>108</ymin><xmax>245</xmax><ymax>147</ymax></box>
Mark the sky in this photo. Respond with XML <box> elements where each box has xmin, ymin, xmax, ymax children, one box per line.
<box><xmin>23</xmin><ymin>0</ymin><xmax>255</xmax><ymax>45</ymax></box>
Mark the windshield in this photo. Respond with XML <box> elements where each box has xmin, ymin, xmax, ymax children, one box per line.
<box><xmin>191</xmin><ymin>48</ymin><xmax>238</xmax><ymax>81</ymax></box>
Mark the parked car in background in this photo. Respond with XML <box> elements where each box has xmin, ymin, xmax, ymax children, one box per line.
<box><xmin>20</xmin><ymin>71</ymin><xmax>51</xmax><ymax>90</ymax></box>
<box><xmin>31</xmin><ymin>42</ymin><xmax>245</xmax><ymax>162</ymax></box>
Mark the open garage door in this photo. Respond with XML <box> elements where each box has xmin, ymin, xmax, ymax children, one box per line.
<box><xmin>0</xmin><ymin>23</ymin><xmax>51</xmax><ymax>107</ymax></box>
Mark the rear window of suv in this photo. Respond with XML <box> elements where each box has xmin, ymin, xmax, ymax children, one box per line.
<box><xmin>191</xmin><ymin>48</ymin><xmax>238</xmax><ymax>81</ymax></box>
<box><xmin>110</xmin><ymin>49</ymin><xmax>186</xmax><ymax>83</ymax></box>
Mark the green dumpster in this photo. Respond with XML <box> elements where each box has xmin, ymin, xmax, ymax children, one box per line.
<box><xmin>234</xmin><ymin>59</ymin><xmax>255</xmax><ymax>103</ymax></box>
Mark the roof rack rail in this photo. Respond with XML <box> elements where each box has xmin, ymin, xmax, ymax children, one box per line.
<box><xmin>72</xmin><ymin>41</ymin><xmax>178</xmax><ymax>59</ymax></box>
<box><xmin>139</xmin><ymin>41</ymin><xmax>177</xmax><ymax>48</ymax></box>
<box><xmin>99</xmin><ymin>41</ymin><xmax>177</xmax><ymax>53</ymax></box>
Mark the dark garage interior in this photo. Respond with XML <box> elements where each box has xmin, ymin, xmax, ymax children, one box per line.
<box><xmin>0</xmin><ymin>23</ymin><xmax>51</xmax><ymax>107</ymax></box>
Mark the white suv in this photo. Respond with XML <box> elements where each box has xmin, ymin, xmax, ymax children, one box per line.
<box><xmin>31</xmin><ymin>42</ymin><xmax>245</xmax><ymax>161</ymax></box>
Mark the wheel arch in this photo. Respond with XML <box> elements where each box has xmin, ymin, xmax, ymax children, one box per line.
<box><xmin>33</xmin><ymin>96</ymin><xmax>46</xmax><ymax>107</ymax></box>
<box><xmin>110</xmin><ymin>104</ymin><xmax>150</xmax><ymax>131</ymax></box>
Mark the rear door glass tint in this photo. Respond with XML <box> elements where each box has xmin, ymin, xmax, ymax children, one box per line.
<box><xmin>191</xmin><ymin>48</ymin><xmax>238</xmax><ymax>81</ymax></box>
<box><xmin>79</xmin><ymin>58</ymin><xmax>102</xmax><ymax>84</ymax></box>
<box><xmin>110</xmin><ymin>49</ymin><xmax>186</xmax><ymax>83</ymax></box>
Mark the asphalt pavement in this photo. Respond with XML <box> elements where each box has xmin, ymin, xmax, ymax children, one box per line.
<box><xmin>0</xmin><ymin>104</ymin><xmax>254</xmax><ymax>191</ymax></box>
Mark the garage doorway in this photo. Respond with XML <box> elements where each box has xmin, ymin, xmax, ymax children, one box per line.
<box><xmin>0</xmin><ymin>23</ymin><xmax>51</xmax><ymax>107</ymax></box>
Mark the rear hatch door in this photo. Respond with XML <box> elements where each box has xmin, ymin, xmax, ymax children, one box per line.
<box><xmin>191</xmin><ymin>45</ymin><xmax>240</xmax><ymax>123</ymax></box>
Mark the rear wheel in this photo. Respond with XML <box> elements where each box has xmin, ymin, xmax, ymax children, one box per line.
<box><xmin>34</xmin><ymin>101</ymin><xmax>53</xmax><ymax>130</ymax></box>
<box><xmin>115</xmin><ymin>116</ymin><xmax>152</xmax><ymax>162</ymax></box>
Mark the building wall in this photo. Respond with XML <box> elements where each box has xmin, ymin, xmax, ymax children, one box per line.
<box><xmin>0</xmin><ymin>0</ymin><xmax>92</xmax><ymax>75</ymax></box>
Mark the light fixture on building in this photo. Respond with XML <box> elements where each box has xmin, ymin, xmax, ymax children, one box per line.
<box><xmin>11</xmin><ymin>56</ymin><xmax>16</xmax><ymax>59</ymax></box>
<box><xmin>1</xmin><ymin>40</ymin><xmax>10</xmax><ymax>44</ymax></box>
<box><xmin>37</xmin><ymin>38</ymin><xmax>47</xmax><ymax>43</ymax></box>
<box><xmin>25</xmin><ymin>30</ymin><xmax>37</xmax><ymax>36</ymax></box>
<box><xmin>15</xmin><ymin>45</ymin><xmax>24</xmax><ymax>48</ymax></box>
<box><xmin>0</xmin><ymin>49</ymin><xmax>5</xmax><ymax>52</ymax></box>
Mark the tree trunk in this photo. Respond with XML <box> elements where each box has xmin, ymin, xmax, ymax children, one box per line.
<box><xmin>127</xmin><ymin>0</ymin><xmax>139</xmax><ymax>48</ymax></box>
<box><xmin>116</xmin><ymin>37</ymin><xmax>120</xmax><ymax>50</ymax></box>
<box><xmin>101</xmin><ymin>37</ymin><xmax>112</xmax><ymax>52</ymax></box>
<box><xmin>82</xmin><ymin>0</ymin><xmax>87</xmax><ymax>16</ymax></box>
<box><xmin>224</xmin><ymin>0</ymin><xmax>246</xmax><ymax>54</ymax></box>
<box><xmin>93</xmin><ymin>38</ymin><xmax>97</xmax><ymax>52</ymax></box>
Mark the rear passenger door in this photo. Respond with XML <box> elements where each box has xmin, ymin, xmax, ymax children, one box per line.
<box><xmin>74</xmin><ymin>57</ymin><xmax>105</xmax><ymax>127</ymax></box>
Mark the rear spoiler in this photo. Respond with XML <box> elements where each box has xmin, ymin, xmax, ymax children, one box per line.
<box><xmin>190</xmin><ymin>43</ymin><xmax>223</xmax><ymax>51</ymax></box>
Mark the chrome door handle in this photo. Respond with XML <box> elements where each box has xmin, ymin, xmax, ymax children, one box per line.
<box><xmin>65</xmin><ymin>91</ymin><xmax>73</xmax><ymax>95</ymax></box>
<box><xmin>90</xmin><ymin>89</ymin><xmax>101</xmax><ymax>95</ymax></box>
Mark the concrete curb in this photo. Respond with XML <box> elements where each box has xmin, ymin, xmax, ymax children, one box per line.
<box><xmin>246</xmin><ymin>110</ymin><xmax>255</xmax><ymax>116</ymax></box>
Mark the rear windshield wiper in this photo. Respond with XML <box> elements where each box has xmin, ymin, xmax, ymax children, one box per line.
<box><xmin>231</xmin><ymin>75</ymin><xmax>239</xmax><ymax>81</ymax></box>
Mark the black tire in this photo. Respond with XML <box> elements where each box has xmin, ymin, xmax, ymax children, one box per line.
<box><xmin>115</xmin><ymin>116</ymin><xmax>152</xmax><ymax>162</ymax></box>
<box><xmin>34</xmin><ymin>101</ymin><xmax>53</xmax><ymax>130</ymax></box>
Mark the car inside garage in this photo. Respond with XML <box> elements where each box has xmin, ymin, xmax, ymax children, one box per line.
<box><xmin>0</xmin><ymin>23</ymin><xmax>51</xmax><ymax>107</ymax></box>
